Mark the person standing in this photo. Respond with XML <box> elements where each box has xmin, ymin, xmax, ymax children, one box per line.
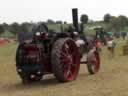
<box><xmin>122</xmin><ymin>32</ymin><xmax>127</xmax><ymax>40</ymax></box>
<box><xmin>107</xmin><ymin>36</ymin><xmax>116</xmax><ymax>58</ymax></box>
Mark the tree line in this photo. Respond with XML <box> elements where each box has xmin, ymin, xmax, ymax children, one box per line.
<box><xmin>0</xmin><ymin>20</ymin><xmax>69</xmax><ymax>36</ymax></box>
<box><xmin>103</xmin><ymin>14</ymin><xmax>128</xmax><ymax>32</ymax></box>
<box><xmin>0</xmin><ymin>13</ymin><xmax>128</xmax><ymax>37</ymax></box>
<box><xmin>0</xmin><ymin>14</ymin><xmax>89</xmax><ymax>36</ymax></box>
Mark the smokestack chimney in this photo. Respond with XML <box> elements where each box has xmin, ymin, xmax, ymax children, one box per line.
<box><xmin>72</xmin><ymin>8</ymin><xmax>79</xmax><ymax>32</ymax></box>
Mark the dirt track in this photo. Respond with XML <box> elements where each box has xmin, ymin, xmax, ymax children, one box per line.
<box><xmin>0</xmin><ymin>42</ymin><xmax>128</xmax><ymax>96</ymax></box>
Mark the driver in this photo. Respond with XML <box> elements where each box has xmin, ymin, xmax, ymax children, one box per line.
<box><xmin>73</xmin><ymin>31</ymin><xmax>85</xmax><ymax>47</ymax></box>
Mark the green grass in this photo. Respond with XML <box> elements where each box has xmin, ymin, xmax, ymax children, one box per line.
<box><xmin>1</xmin><ymin>31</ymin><xmax>15</xmax><ymax>38</ymax></box>
<box><xmin>122</xmin><ymin>26</ymin><xmax>128</xmax><ymax>32</ymax></box>
<box><xmin>0</xmin><ymin>39</ymin><xmax>128</xmax><ymax>96</ymax></box>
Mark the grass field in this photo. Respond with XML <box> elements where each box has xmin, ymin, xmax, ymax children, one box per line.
<box><xmin>0</xmin><ymin>39</ymin><xmax>128</xmax><ymax>96</ymax></box>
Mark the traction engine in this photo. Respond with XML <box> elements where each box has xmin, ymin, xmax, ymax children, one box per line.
<box><xmin>16</xmin><ymin>9</ymin><xmax>100</xmax><ymax>83</ymax></box>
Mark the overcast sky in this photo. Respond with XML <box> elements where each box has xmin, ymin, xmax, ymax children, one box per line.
<box><xmin>0</xmin><ymin>0</ymin><xmax>128</xmax><ymax>24</ymax></box>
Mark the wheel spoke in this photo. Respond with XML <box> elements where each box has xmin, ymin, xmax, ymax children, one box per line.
<box><xmin>67</xmin><ymin>70</ymin><xmax>72</xmax><ymax>77</ymax></box>
<box><xmin>61</xmin><ymin>52</ymin><xmax>68</xmax><ymax>57</ymax></box>
<box><xmin>60</xmin><ymin>53</ymin><xmax>69</xmax><ymax>64</ymax></box>
<box><xmin>64</xmin><ymin>44</ymin><xmax>70</xmax><ymax>55</ymax></box>
<box><xmin>62</xmin><ymin>63</ymin><xmax>69</xmax><ymax>72</ymax></box>
<box><xmin>64</xmin><ymin>65</ymin><xmax>71</xmax><ymax>78</ymax></box>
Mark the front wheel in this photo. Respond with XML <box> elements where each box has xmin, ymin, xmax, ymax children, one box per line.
<box><xmin>16</xmin><ymin>43</ymin><xmax>43</xmax><ymax>83</ymax></box>
<box><xmin>87</xmin><ymin>48</ymin><xmax>100</xmax><ymax>74</ymax></box>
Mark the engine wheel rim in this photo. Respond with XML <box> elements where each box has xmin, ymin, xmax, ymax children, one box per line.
<box><xmin>60</xmin><ymin>39</ymin><xmax>80</xmax><ymax>80</ymax></box>
<box><xmin>90</xmin><ymin>51</ymin><xmax>100</xmax><ymax>73</ymax></box>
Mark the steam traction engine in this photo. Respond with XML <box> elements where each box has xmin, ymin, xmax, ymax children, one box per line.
<box><xmin>16</xmin><ymin>9</ymin><xmax>100</xmax><ymax>83</ymax></box>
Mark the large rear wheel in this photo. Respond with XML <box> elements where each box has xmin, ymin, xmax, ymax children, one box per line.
<box><xmin>51</xmin><ymin>38</ymin><xmax>80</xmax><ymax>82</ymax></box>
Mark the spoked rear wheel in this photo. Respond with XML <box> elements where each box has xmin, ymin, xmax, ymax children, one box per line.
<box><xmin>51</xmin><ymin>38</ymin><xmax>80</xmax><ymax>82</ymax></box>
<box><xmin>87</xmin><ymin>48</ymin><xmax>100</xmax><ymax>74</ymax></box>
